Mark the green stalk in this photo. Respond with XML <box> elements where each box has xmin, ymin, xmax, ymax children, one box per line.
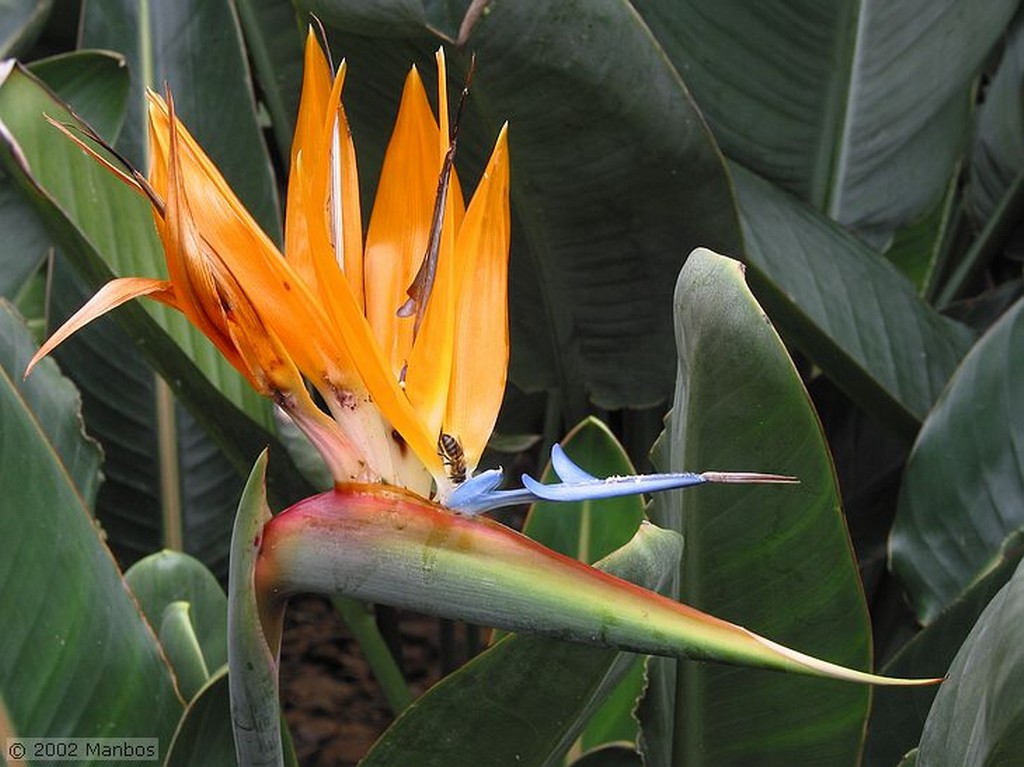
<box><xmin>331</xmin><ymin>596</ymin><xmax>414</xmax><ymax>714</ymax></box>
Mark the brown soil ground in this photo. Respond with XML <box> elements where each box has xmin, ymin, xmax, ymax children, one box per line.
<box><xmin>280</xmin><ymin>595</ymin><xmax>465</xmax><ymax>766</ymax></box>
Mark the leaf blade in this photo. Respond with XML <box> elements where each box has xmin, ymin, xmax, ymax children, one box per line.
<box><xmin>733</xmin><ymin>163</ymin><xmax>974</xmax><ymax>432</ymax></box>
<box><xmin>891</xmin><ymin>297</ymin><xmax>1024</xmax><ymax>623</ymax></box>
<box><xmin>0</xmin><ymin>302</ymin><xmax>183</xmax><ymax>743</ymax></box>
<box><xmin>645</xmin><ymin>248</ymin><xmax>876</xmax><ymax>766</ymax></box>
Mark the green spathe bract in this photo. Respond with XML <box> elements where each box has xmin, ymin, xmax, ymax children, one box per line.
<box><xmin>246</xmin><ymin>475</ymin><xmax>939</xmax><ymax>688</ymax></box>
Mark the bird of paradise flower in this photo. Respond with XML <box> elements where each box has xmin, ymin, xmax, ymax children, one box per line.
<box><xmin>30</xmin><ymin>33</ymin><xmax>508</xmax><ymax>508</ymax></box>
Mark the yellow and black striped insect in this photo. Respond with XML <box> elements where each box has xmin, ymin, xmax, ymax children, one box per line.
<box><xmin>437</xmin><ymin>432</ymin><xmax>467</xmax><ymax>484</ymax></box>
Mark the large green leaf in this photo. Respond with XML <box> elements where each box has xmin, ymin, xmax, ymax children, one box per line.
<box><xmin>303</xmin><ymin>0</ymin><xmax>743</xmax><ymax>416</ymax></box>
<box><xmin>0</xmin><ymin>167</ymin><xmax>47</xmax><ymax>298</ymax></box>
<box><xmin>864</xmin><ymin>549</ymin><xmax>1023</xmax><ymax>767</ymax></box>
<box><xmin>300</xmin><ymin>0</ymin><xmax>456</xmax><ymax>37</ymax></box>
<box><xmin>891</xmin><ymin>297</ymin><xmax>1024</xmax><ymax>623</ymax></box>
<box><xmin>0</xmin><ymin>0</ymin><xmax>52</xmax><ymax>58</ymax></box>
<box><xmin>642</xmin><ymin>249</ymin><xmax>873</xmax><ymax>767</ymax></box>
<box><xmin>0</xmin><ymin>299</ymin><xmax>101</xmax><ymax>504</ymax></box>
<box><xmin>732</xmin><ymin>163</ymin><xmax>974</xmax><ymax>434</ymax></box>
<box><xmin>234</xmin><ymin>0</ymin><xmax>304</xmax><ymax>163</ymax></box>
<box><xmin>470</xmin><ymin>0</ymin><xmax>741</xmax><ymax>411</ymax></box>
<box><xmin>165</xmin><ymin>670</ymin><xmax>237</xmax><ymax>767</ymax></box>
<box><xmin>359</xmin><ymin>520</ymin><xmax>683</xmax><ymax>767</ymax></box>
<box><xmin>634</xmin><ymin>0</ymin><xmax>1014</xmax><ymax>241</ymax></box>
<box><xmin>966</xmin><ymin>8</ymin><xmax>1024</xmax><ymax>226</ymax></box>
<box><xmin>915</xmin><ymin>557</ymin><xmax>1024</xmax><ymax>766</ymax></box>
<box><xmin>882</xmin><ymin>175</ymin><xmax>958</xmax><ymax>298</ymax></box>
<box><xmin>125</xmin><ymin>550</ymin><xmax>228</xmax><ymax>674</ymax></box>
<box><xmin>0</xmin><ymin>302</ymin><xmax>183</xmax><ymax>747</ymax></box>
<box><xmin>28</xmin><ymin>51</ymin><xmax>129</xmax><ymax>141</ymax></box>
<box><xmin>80</xmin><ymin>0</ymin><xmax>282</xmax><ymax>240</ymax></box>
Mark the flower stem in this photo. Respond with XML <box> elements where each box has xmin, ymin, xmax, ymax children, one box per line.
<box><xmin>331</xmin><ymin>596</ymin><xmax>415</xmax><ymax>714</ymax></box>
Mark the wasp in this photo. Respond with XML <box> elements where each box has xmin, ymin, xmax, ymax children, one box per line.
<box><xmin>437</xmin><ymin>432</ymin><xmax>467</xmax><ymax>484</ymax></box>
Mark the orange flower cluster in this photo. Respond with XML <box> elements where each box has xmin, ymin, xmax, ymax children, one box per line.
<box><xmin>29</xmin><ymin>33</ymin><xmax>511</xmax><ymax>501</ymax></box>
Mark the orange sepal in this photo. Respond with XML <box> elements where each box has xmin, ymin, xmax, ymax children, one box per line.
<box><xmin>25</xmin><ymin>277</ymin><xmax>176</xmax><ymax>377</ymax></box>
<box><xmin>362</xmin><ymin>66</ymin><xmax>440</xmax><ymax>380</ymax></box>
<box><xmin>284</xmin><ymin>29</ymin><xmax>334</xmax><ymax>291</ymax></box>
<box><xmin>444</xmin><ymin>124</ymin><xmax>511</xmax><ymax>469</ymax></box>
<box><xmin>298</xmin><ymin>154</ymin><xmax>442</xmax><ymax>477</ymax></box>
<box><xmin>403</xmin><ymin>47</ymin><xmax>465</xmax><ymax>443</ymax></box>
<box><xmin>147</xmin><ymin>91</ymin><xmax>342</xmax><ymax>389</ymax></box>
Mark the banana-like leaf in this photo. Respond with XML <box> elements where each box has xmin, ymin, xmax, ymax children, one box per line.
<box><xmin>165</xmin><ymin>666</ymin><xmax>300</xmax><ymax>767</ymax></box>
<box><xmin>125</xmin><ymin>550</ymin><xmax>228</xmax><ymax>674</ymax></box>
<box><xmin>966</xmin><ymin>9</ymin><xmax>1024</xmax><ymax>226</ymax></box>
<box><xmin>28</xmin><ymin>50</ymin><xmax>129</xmax><ymax>140</ymax></box>
<box><xmin>158</xmin><ymin>601</ymin><xmax>211</xmax><ymax>701</ymax></box>
<box><xmin>634</xmin><ymin>0</ymin><xmax>1015</xmax><ymax>241</ymax></box>
<box><xmin>641</xmin><ymin>248</ymin><xmax>879</xmax><ymax>767</ymax></box>
<box><xmin>1</xmin><ymin>50</ymin><xmax>128</xmax><ymax>303</ymax></box>
<box><xmin>165</xmin><ymin>669</ymin><xmax>237</xmax><ymax>767</ymax></box>
<box><xmin>0</xmin><ymin>300</ymin><xmax>100</xmax><ymax>505</ymax></box>
<box><xmin>80</xmin><ymin>0</ymin><xmax>281</xmax><ymax>240</ymax></box>
<box><xmin>234</xmin><ymin>0</ymin><xmax>304</xmax><ymax>163</ymax></box>
<box><xmin>300</xmin><ymin>0</ymin><xmax>743</xmax><ymax>415</ymax></box>
<box><xmin>0</xmin><ymin>0</ymin><xmax>51</xmax><ymax>58</ymax></box>
<box><xmin>732</xmin><ymin>163</ymin><xmax>974</xmax><ymax>433</ymax></box>
<box><xmin>0</xmin><ymin>301</ymin><xmax>182</xmax><ymax>744</ymax></box>
<box><xmin>865</xmin><ymin>549</ymin><xmax>1023</xmax><ymax>767</ymax></box>
<box><xmin>0</xmin><ymin>167</ymin><xmax>47</xmax><ymax>298</ymax></box>
<box><xmin>915</xmin><ymin>557</ymin><xmax>1024</xmax><ymax>766</ymax></box>
<box><xmin>891</xmin><ymin>297</ymin><xmax>1024</xmax><ymax>623</ymax></box>
<box><xmin>883</xmin><ymin>175</ymin><xmax>959</xmax><ymax>298</ymax></box>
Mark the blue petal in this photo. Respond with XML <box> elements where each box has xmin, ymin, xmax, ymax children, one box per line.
<box><xmin>550</xmin><ymin>444</ymin><xmax>598</xmax><ymax>483</ymax></box>
<box><xmin>446</xmin><ymin>469</ymin><xmax>537</xmax><ymax>516</ymax></box>
<box><xmin>443</xmin><ymin>446</ymin><xmax>790</xmax><ymax>517</ymax></box>
<box><xmin>521</xmin><ymin>471</ymin><xmax>706</xmax><ymax>502</ymax></box>
<box><xmin>448</xmin><ymin>466</ymin><xmax>503</xmax><ymax>507</ymax></box>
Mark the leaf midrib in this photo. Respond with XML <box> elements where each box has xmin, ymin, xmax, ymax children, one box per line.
<box><xmin>817</xmin><ymin>0</ymin><xmax>863</xmax><ymax>216</ymax></box>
